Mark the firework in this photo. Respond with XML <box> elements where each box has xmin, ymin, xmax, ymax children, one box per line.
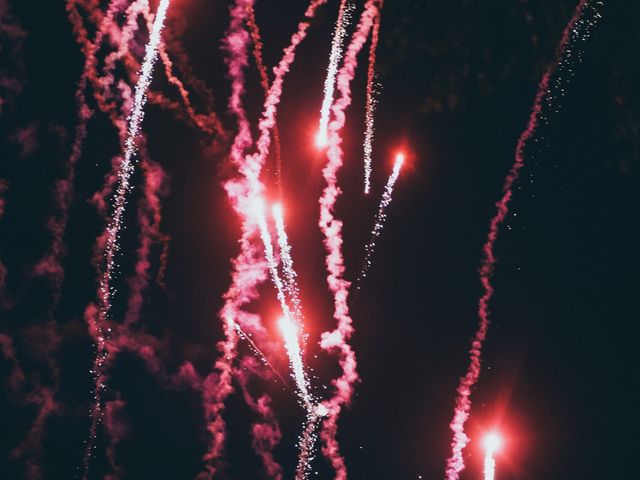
<box><xmin>482</xmin><ymin>432</ymin><xmax>502</xmax><ymax>480</ymax></box>
<box><xmin>363</xmin><ymin>3</ymin><xmax>382</xmax><ymax>194</ymax></box>
<box><xmin>356</xmin><ymin>151</ymin><xmax>404</xmax><ymax>288</ymax></box>
<box><xmin>316</xmin><ymin>0</ymin><xmax>352</xmax><ymax>148</ymax></box>
<box><xmin>445</xmin><ymin>2</ymin><xmax>603</xmax><ymax>478</ymax></box>
<box><xmin>317</xmin><ymin>1</ymin><xmax>382</xmax><ymax>476</ymax></box>
<box><xmin>83</xmin><ymin>0</ymin><xmax>170</xmax><ymax>475</ymax></box>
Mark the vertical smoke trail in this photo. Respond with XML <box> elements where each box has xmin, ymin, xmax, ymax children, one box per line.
<box><xmin>362</xmin><ymin>4</ymin><xmax>382</xmax><ymax>194</ymax></box>
<box><xmin>316</xmin><ymin>0</ymin><xmax>353</xmax><ymax>147</ymax></box>
<box><xmin>246</xmin><ymin>2</ymin><xmax>284</xmax><ymax>195</ymax></box>
<box><xmin>83</xmin><ymin>0</ymin><xmax>170</xmax><ymax>475</ymax></box>
<box><xmin>317</xmin><ymin>1</ymin><xmax>381</xmax><ymax>477</ymax></box>
<box><xmin>200</xmin><ymin>1</ymin><xmax>255</xmax><ymax>475</ymax></box>
<box><xmin>272</xmin><ymin>204</ymin><xmax>303</xmax><ymax>325</ymax></box>
<box><xmin>356</xmin><ymin>152</ymin><xmax>403</xmax><ymax>289</ymax></box>
<box><xmin>445</xmin><ymin>2</ymin><xmax>602</xmax><ymax>479</ymax></box>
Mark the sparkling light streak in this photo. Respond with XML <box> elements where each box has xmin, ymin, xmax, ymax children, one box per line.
<box><xmin>445</xmin><ymin>2</ymin><xmax>603</xmax><ymax>479</ymax></box>
<box><xmin>316</xmin><ymin>0</ymin><xmax>353</xmax><ymax>148</ymax></box>
<box><xmin>482</xmin><ymin>432</ymin><xmax>502</xmax><ymax>480</ymax></box>
<box><xmin>317</xmin><ymin>1</ymin><xmax>382</xmax><ymax>476</ymax></box>
<box><xmin>357</xmin><ymin>151</ymin><xmax>404</xmax><ymax>288</ymax></box>
<box><xmin>83</xmin><ymin>0</ymin><xmax>170</xmax><ymax>475</ymax></box>
<box><xmin>273</xmin><ymin>203</ymin><xmax>303</xmax><ymax>325</ymax></box>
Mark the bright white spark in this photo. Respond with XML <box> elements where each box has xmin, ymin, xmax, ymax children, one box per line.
<box><xmin>316</xmin><ymin>0</ymin><xmax>354</xmax><ymax>148</ymax></box>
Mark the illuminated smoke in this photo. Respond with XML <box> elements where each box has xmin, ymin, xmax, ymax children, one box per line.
<box><xmin>363</xmin><ymin>6</ymin><xmax>382</xmax><ymax>194</ymax></box>
<box><xmin>445</xmin><ymin>2</ymin><xmax>603</xmax><ymax>479</ymax></box>
<box><xmin>317</xmin><ymin>1</ymin><xmax>381</xmax><ymax>477</ymax></box>
<box><xmin>357</xmin><ymin>152</ymin><xmax>404</xmax><ymax>288</ymax></box>
<box><xmin>316</xmin><ymin>0</ymin><xmax>353</xmax><ymax>147</ymax></box>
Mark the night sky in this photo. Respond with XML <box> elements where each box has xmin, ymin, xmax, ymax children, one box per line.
<box><xmin>1</xmin><ymin>1</ymin><xmax>639</xmax><ymax>479</ymax></box>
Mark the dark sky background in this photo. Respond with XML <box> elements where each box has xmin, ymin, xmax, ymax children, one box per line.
<box><xmin>1</xmin><ymin>0</ymin><xmax>639</xmax><ymax>479</ymax></box>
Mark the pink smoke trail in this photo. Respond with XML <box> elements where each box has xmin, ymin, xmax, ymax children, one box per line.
<box><xmin>316</xmin><ymin>0</ymin><xmax>352</xmax><ymax>148</ymax></box>
<box><xmin>236</xmin><ymin>355</ymin><xmax>284</xmax><ymax>480</ymax></box>
<box><xmin>246</xmin><ymin>3</ymin><xmax>283</xmax><ymax>195</ymax></box>
<box><xmin>317</xmin><ymin>1</ymin><xmax>381</xmax><ymax>477</ymax></box>
<box><xmin>445</xmin><ymin>2</ymin><xmax>601</xmax><ymax>479</ymax></box>
<box><xmin>123</xmin><ymin>154</ymin><xmax>167</xmax><ymax>328</ymax></box>
<box><xmin>0</xmin><ymin>179</ymin><xmax>9</xmax><ymax>308</ymax></box>
<box><xmin>199</xmin><ymin>2</ymin><xmax>256</xmax><ymax>476</ymax></box>
<box><xmin>356</xmin><ymin>151</ymin><xmax>403</xmax><ymax>289</ymax></box>
<box><xmin>362</xmin><ymin>4</ymin><xmax>382</xmax><ymax>194</ymax></box>
<box><xmin>203</xmin><ymin>0</ymin><xmax>327</xmax><ymax>474</ymax></box>
<box><xmin>83</xmin><ymin>0</ymin><xmax>170</xmax><ymax>475</ymax></box>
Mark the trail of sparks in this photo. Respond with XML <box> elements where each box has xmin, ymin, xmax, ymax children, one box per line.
<box><xmin>255</xmin><ymin>199</ymin><xmax>320</xmax><ymax>479</ymax></box>
<box><xmin>316</xmin><ymin>0</ymin><xmax>353</xmax><ymax>147</ymax></box>
<box><xmin>445</xmin><ymin>2</ymin><xmax>602</xmax><ymax>479</ymax></box>
<box><xmin>484</xmin><ymin>451</ymin><xmax>496</xmax><ymax>480</ymax></box>
<box><xmin>206</xmin><ymin>0</ymin><xmax>327</xmax><ymax>474</ymax></box>
<box><xmin>254</xmin><ymin>198</ymin><xmax>312</xmax><ymax>407</ymax></box>
<box><xmin>273</xmin><ymin>204</ymin><xmax>303</xmax><ymax>325</ymax></box>
<box><xmin>482</xmin><ymin>432</ymin><xmax>501</xmax><ymax>480</ymax></box>
<box><xmin>83</xmin><ymin>0</ymin><xmax>170</xmax><ymax>475</ymax></box>
<box><xmin>317</xmin><ymin>1</ymin><xmax>381</xmax><ymax>477</ymax></box>
<box><xmin>362</xmin><ymin>4</ymin><xmax>382</xmax><ymax>194</ymax></box>
<box><xmin>356</xmin><ymin>152</ymin><xmax>403</xmax><ymax>289</ymax></box>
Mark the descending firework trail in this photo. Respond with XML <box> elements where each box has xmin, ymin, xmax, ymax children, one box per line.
<box><xmin>356</xmin><ymin>152</ymin><xmax>403</xmax><ymax>289</ymax></box>
<box><xmin>204</xmin><ymin>0</ymin><xmax>327</xmax><ymax>474</ymax></box>
<box><xmin>255</xmin><ymin>200</ymin><xmax>320</xmax><ymax>479</ymax></box>
<box><xmin>482</xmin><ymin>432</ymin><xmax>501</xmax><ymax>480</ymax></box>
<box><xmin>83</xmin><ymin>0</ymin><xmax>170</xmax><ymax>475</ymax></box>
<box><xmin>253</xmin><ymin>198</ymin><xmax>312</xmax><ymax>407</ymax></box>
<box><xmin>445</xmin><ymin>2</ymin><xmax>602</xmax><ymax>479</ymax></box>
<box><xmin>246</xmin><ymin>2</ymin><xmax>283</xmax><ymax>194</ymax></box>
<box><xmin>362</xmin><ymin>4</ymin><xmax>382</xmax><ymax>194</ymax></box>
<box><xmin>316</xmin><ymin>0</ymin><xmax>352</xmax><ymax>147</ymax></box>
<box><xmin>273</xmin><ymin>204</ymin><xmax>303</xmax><ymax>325</ymax></box>
<box><xmin>317</xmin><ymin>1</ymin><xmax>381</xmax><ymax>477</ymax></box>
